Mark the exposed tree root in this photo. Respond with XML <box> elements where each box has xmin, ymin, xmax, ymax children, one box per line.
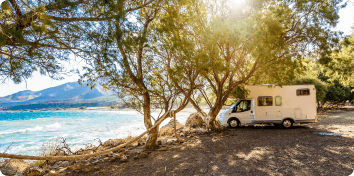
<box><xmin>145</xmin><ymin>127</ymin><xmax>159</xmax><ymax>150</ymax></box>
<box><xmin>171</xmin><ymin>111</ymin><xmax>184</xmax><ymax>143</ymax></box>
<box><xmin>206</xmin><ymin>119</ymin><xmax>223</xmax><ymax>132</ymax></box>
<box><xmin>0</xmin><ymin>110</ymin><xmax>182</xmax><ymax>160</ymax></box>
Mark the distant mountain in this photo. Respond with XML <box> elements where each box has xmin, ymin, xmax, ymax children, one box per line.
<box><xmin>0</xmin><ymin>82</ymin><xmax>116</xmax><ymax>109</ymax></box>
<box><xmin>0</xmin><ymin>90</ymin><xmax>40</xmax><ymax>102</ymax></box>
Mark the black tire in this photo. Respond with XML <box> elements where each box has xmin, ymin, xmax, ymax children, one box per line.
<box><xmin>228</xmin><ymin>118</ymin><xmax>240</xmax><ymax>128</ymax></box>
<box><xmin>282</xmin><ymin>119</ymin><xmax>293</xmax><ymax>128</ymax></box>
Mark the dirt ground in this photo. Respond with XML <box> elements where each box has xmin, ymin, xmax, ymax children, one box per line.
<box><xmin>2</xmin><ymin>109</ymin><xmax>354</xmax><ymax>176</ymax></box>
<box><xmin>58</xmin><ymin>109</ymin><xmax>354</xmax><ymax>176</ymax></box>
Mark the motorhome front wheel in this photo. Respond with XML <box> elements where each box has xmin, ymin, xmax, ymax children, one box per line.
<box><xmin>228</xmin><ymin>118</ymin><xmax>239</xmax><ymax>128</ymax></box>
<box><xmin>282</xmin><ymin>119</ymin><xmax>293</xmax><ymax>128</ymax></box>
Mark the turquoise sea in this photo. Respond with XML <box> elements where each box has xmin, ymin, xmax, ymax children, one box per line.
<box><xmin>0</xmin><ymin>111</ymin><xmax>148</xmax><ymax>156</ymax></box>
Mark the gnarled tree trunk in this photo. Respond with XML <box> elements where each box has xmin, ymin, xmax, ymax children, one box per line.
<box><xmin>145</xmin><ymin>126</ymin><xmax>159</xmax><ymax>149</ymax></box>
<box><xmin>204</xmin><ymin>101</ymin><xmax>223</xmax><ymax>131</ymax></box>
<box><xmin>142</xmin><ymin>92</ymin><xmax>159</xmax><ymax>150</ymax></box>
<box><xmin>189</xmin><ymin>98</ymin><xmax>222</xmax><ymax>131</ymax></box>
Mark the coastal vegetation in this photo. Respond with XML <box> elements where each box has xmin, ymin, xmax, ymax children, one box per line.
<box><xmin>1</xmin><ymin>0</ymin><xmax>354</xmax><ymax>164</ymax></box>
<box><xmin>1</xmin><ymin>108</ymin><xmax>354</xmax><ymax>175</ymax></box>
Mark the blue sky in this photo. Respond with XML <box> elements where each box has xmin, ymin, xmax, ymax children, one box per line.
<box><xmin>0</xmin><ymin>2</ymin><xmax>353</xmax><ymax>97</ymax></box>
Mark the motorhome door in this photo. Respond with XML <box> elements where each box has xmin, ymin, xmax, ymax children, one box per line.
<box><xmin>232</xmin><ymin>100</ymin><xmax>253</xmax><ymax>124</ymax></box>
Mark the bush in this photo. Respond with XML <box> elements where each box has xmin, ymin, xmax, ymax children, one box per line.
<box><xmin>324</xmin><ymin>80</ymin><xmax>353</xmax><ymax>106</ymax></box>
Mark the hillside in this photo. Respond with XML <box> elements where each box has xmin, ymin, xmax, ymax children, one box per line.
<box><xmin>0</xmin><ymin>82</ymin><xmax>121</xmax><ymax>110</ymax></box>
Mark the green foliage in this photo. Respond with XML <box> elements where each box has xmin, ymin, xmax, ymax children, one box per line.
<box><xmin>167</xmin><ymin>0</ymin><xmax>345</xmax><ymax>120</ymax></box>
<box><xmin>230</xmin><ymin>85</ymin><xmax>250</xmax><ymax>100</ymax></box>
<box><xmin>324</xmin><ymin>79</ymin><xmax>354</xmax><ymax>104</ymax></box>
<box><xmin>2</xmin><ymin>0</ymin><xmax>349</xmax><ymax>126</ymax></box>
<box><xmin>33</xmin><ymin>160</ymin><xmax>45</xmax><ymax>167</ymax></box>
<box><xmin>317</xmin><ymin>72</ymin><xmax>354</xmax><ymax>105</ymax></box>
<box><xmin>0</xmin><ymin>0</ymin><xmax>108</xmax><ymax>83</ymax></box>
<box><xmin>79</xmin><ymin>0</ymin><xmax>198</xmax><ymax>125</ymax></box>
<box><xmin>319</xmin><ymin>34</ymin><xmax>354</xmax><ymax>86</ymax></box>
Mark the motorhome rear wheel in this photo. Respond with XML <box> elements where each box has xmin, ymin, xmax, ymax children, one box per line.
<box><xmin>282</xmin><ymin>119</ymin><xmax>293</xmax><ymax>128</ymax></box>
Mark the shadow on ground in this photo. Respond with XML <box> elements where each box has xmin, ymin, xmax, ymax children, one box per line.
<box><xmin>47</xmin><ymin>109</ymin><xmax>353</xmax><ymax>176</ymax></box>
<box><xmin>76</xmin><ymin>123</ymin><xmax>354</xmax><ymax>176</ymax></box>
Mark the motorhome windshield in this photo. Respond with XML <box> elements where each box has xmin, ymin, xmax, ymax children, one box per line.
<box><xmin>232</xmin><ymin>99</ymin><xmax>251</xmax><ymax>112</ymax></box>
<box><xmin>231</xmin><ymin>100</ymin><xmax>241</xmax><ymax>109</ymax></box>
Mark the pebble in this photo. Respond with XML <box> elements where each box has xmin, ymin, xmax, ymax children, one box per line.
<box><xmin>67</xmin><ymin>164</ymin><xmax>84</xmax><ymax>170</ymax></box>
<box><xmin>121</xmin><ymin>155</ymin><xmax>128</xmax><ymax>162</ymax></box>
<box><xmin>113</xmin><ymin>153</ymin><xmax>122</xmax><ymax>159</ymax></box>
<box><xmin>139</xmin><ymin>152</ymin><xmax>149</xmax><ymax>158</ymax></box>
<box><xmin>48</xmin><ymin>170</ymin><xmax>58</xmax><ymax>176</ymax></box>
<box><xmin>103</xmin><ymin>157</ymin><xmax>110</xmax><ymax>162</ymax></box>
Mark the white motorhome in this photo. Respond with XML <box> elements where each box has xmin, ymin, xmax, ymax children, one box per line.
<box><xmin>219</xmin><ymin>85</ymin><xmax>318</xmax><ymax>128</ymax></box>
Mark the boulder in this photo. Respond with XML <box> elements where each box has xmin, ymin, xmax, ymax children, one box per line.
<box><xmin>166</xmin><ymin>139</ymin><xmax>176</xmax><ymax>145</ymax></box>
<box><xmin>160</xmin><ymin>119</ymin><xmax>183</xmax><ymax>136</ymax></box>
<box><xmin>185</xmin><ymin>112</ymin><xmax>204</xmax><ymax>128</ymax></box>
<box><xmin>120</xmin><ymin>155</ymin><xmax>128</xmax><ymax>162</ymax></box>
<box><xmin>110</xmin><ymin>153</ymin><xmax>121</xmax><ymax>162</ymax></box>
<box><xmin>103</xmin><ymin>139</ymin><xmax>124</xmax><ymax>147</ymax></box>
<box><xmin>163</xmin><ymin>119</ymin><xmax>183</xmax><ymax>129</ymax></box>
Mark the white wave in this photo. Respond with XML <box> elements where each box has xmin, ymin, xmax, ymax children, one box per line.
<box><xmin>6</xmin><ymin>144</ymin><xmax>41</xmax><ymax>156</ymax></box>
<box><xmin>45</xmin><ymin>122</ymin><xmax>61</xmax><ymax>129</ymax></box>
<box><xmin>25</xmin><ymin>125</ymin><xmax>43</xmax><ymax>132</ymax></box>
<box><xmin>0</xmin><ymin>123</ymin><xmax>60</xmax><ymax>135</ymax></box>
<box><xmin>0</xmin><ymin>131</ymin><xmax>17</xmax><ymax>135</ymax></box>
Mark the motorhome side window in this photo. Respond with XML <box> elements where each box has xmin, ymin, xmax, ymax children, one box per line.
<box><xmin>258</xmin><ymin>96</ymin><xmax>273</xmax><ymax>106</ymax></box>
<box><xmin>296</xmin><ymin>88</ymin><xmax>310</xmax><ymax>96</ymax></box>
<box><xmin>232</xmin><ymin>100</ymin><xmax>251</xmax><ymax>112</ymax></box>
<box><xmin>275</xmin><ymin>96</ymin><xmax>282</xmax><ymax>106</ymax></box>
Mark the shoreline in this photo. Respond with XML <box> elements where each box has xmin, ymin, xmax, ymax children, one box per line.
<box><xmin>0</xmin><ymin>107</ymin><xmax>208</xmax><ymax>156</ymax></box>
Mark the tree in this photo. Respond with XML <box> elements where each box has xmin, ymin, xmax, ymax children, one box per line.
<box><xmin>80</xmin><ymin>0</ymin><xmax>198</xmax><ymax>149</ymax></box>
<box><xmin>0</xmin><ymin>0</ymin><xmax>91</xmax><ymax>83</ymax></box>
<box><xmin>319</xmin><ymin>33</ymin><xmax>354</xmax><ymax>86</ymax></box>
<box><xmin>325</xmin><ymin>79</ymin><xmax>353</xmax><ymax>107</ymax></box>
<box><xmin>316</xmin><ymin>32</ymin><xmax>354</xmax><ymax>107</ymax></box>
<box><xmin>181</xmin><ymin>0</ymin><xmax>344</xmax><ymax>130</ymax></box>
<box><xmin>0</xmin><ymin>0</ymin><xmax>152</xmax><ymax>83</ymax></box>
<box><xmin>1</xmin><ymin>0</ymin><xmax>185</xmax><ymax>149</ymax></box>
